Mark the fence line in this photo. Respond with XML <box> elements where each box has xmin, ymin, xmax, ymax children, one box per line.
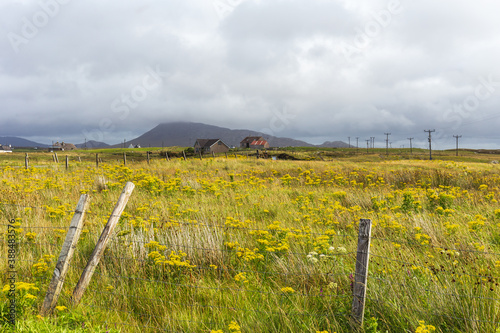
<box><xmin>4</xmin><ymin>204</ymin><xmax>500</xmax><ymax>331</ymax></box>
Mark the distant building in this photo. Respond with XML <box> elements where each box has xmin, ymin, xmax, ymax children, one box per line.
<box><xmin>128</xmin><ymin>144</ymin><xmax>141</xmax><ymax>148</ymax></box>
<box><xmin>249</xmin><ymin>140</ymin><xmax>270</xmax><ymax>150</ymax></box>
<box><xmin>194</xmin><ymin>139</ymin><xmax>230</xmax><ymax>154</ymax></box>
<box><xmin>240</xmin><ymin>136</ymin><xmax>264</xmax><ymax>149</ymax></box>
<box><xmin>0</xmin><ymin>144</ymin><xmax>12</xmax><ymax>153</ymax></box>
<box><xmin>50</xmin><ymin>142</ymin><xmax>77</xmax><ymax>151</ymax></box>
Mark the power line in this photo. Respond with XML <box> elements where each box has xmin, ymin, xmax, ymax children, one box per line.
<box><xmin>407</xmin><ymin>137</ymin><xmax>414</xmax><ymax>154</ymax></box>
<box><xmin>424</xmin><ymin>129</ymin><xmax>435</xmax><ymax>160</ymax></box>
<box><xmin>453</xmin><ymin>135</ymin><xmax>462</xmax><ymax>157</ymax></box>
<box><xmin>384</xmin><ymin>133</ymin><xmax>391</xmax><ymax>156</ymax></box>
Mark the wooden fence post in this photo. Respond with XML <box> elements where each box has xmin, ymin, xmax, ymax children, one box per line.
<box><xmin>65</xmin><ymin>156</ymin><xmax>69</xmax><ymax>170</ymax></box>
<box><xmin>165</xmin><ymin>152</ymin><xmax>170</xmax><ymax>161</ymax></box>
<box><xmin>95</xmin><ymin>153</ymin><xmax>99</xmax><ymax>168</ymax></box>
<box><xmin>71</xmin><ymin>182</ymin><xmax>135</xmax><ymax>305</ymax></box>
<box><xmin>147</xmin><ymin>151</ymin><xmax>150</xmax><ymax>164</ymax></box>
<box><xmin>212</xmin><ymin>151</ymin><xmax>215</xmax><ymax>159</ymax></box>
<box><xmin>351</xmin><ymin>218</ymin><xmax>372</xmax><ymax>328</ymax></box>
<box><xmin>25</xmin><ymin>153</ymin><xmax>29</xmax><ymax>169</ymax></box>
<box><xmin>123</xmin><ymin>152</ymin><xmax>127</xmax><ymax>166</ymax></box>
<box><xmin>40</xmin><ymin>194</ymin><xmax>91</xmax><ymax>315</ymax></box>
<box><xmin>182</xmin><ymin>150</ymin><xmax>187</xmax><ymax>161</ymax></box>
<box><xmin>54</xmin><ymin>153</ymin><xmax>59</xmax><ymax>163</ymax></box>
<box><xmin>225</xmin><ymin>152</ymin><xmax>228</xmax><ymax>159</ymax></box>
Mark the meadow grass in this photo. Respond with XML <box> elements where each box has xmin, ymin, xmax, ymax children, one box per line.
<box><xmin>1</xmin><ymin>150</ymin><xmax>500</xmax><ymax>332</ymax></box>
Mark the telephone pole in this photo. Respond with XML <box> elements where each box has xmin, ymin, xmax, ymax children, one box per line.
<box><xmin>424</xmin><ymin>130</ymin><xmax>435</xmax><ymax>160</ymax></box>
<box><xmin>370</xmin><ymin>137</ymin><xmax>375</xmax><ymax>149</ymax></box>
<box><xmin>453</xmin><ymin>135</ymin><xmax>462</xmax><ymax>157</ymax></box>
<box><xmin>407</xmin><ymin>137</ymin><xmax>414</xmax><ymax>154</ymax></box>
<box><xmin>384</xmin><ymin>133</ymin><xmax>391</xmax><ymax>156</ymax></box>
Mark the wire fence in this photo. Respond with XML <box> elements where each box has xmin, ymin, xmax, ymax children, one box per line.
<box><xmin>3</xmin><ymin>201</ymin><xmax>500</xmax><ymax>332</ymax></box>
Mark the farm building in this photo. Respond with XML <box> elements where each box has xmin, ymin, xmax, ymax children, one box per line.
<box><xmin>50</xmin><ymin>142</ymin><xmax>77</xmax><ymax>151</ymax></box>
<box><xmin>249</xmin><ymin>140</ymin><xmax>270</xmax><ymax>150</ymax></box>
<box><xmin>194</xmin><ymin>139</ymin><xmax>230</xmax><ymax>154</ymax></box>
<box><xmin>0</xmin><ymin>144</ymin><xmax>12</xmax><ymax>153</ymax></box>
<box><xmin>240</xmin><ymin>136</ymin><xmax>264</xmax><ymax>148</ymax></box>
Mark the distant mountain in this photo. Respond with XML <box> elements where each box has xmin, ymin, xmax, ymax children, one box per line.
<box><xmin>114</xmin><ymin>122</ymin><xmax>319</xmax><ymax>148</ymax></box>
<box><xmin>318</xmin><ymin>141</ymin><xmax>352</xmax><ymax>148</ymax></box>
<box><xmin>75</xmin><ymin>140</ymin><xmax>110</xmax><ymax>149</ymax></box>
<box><xmin>0</xmin><ymin>136</ymin><xmax>49</xmax><ymax>148</ymax></box>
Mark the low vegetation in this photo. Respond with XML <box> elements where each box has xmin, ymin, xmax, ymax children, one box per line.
<box><xmin>1</xmin><ymin>148</ymin><xmax>500</xmax><ymax>332</ymax></box>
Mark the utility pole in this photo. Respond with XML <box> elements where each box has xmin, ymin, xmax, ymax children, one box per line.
<box><xmin>384</xmin><ymin>133</ymin><xmax>391</xmax><ymax>156</ymax></box>
<box><xmin>348</xmin><ymin>137</ymin><xmax>351</xmax><ymax>148</ymax></box>
<box><xmin>424</xmin><ymin>129</ymin><xmax>435</xmax><ymax>160</ymax></box>
<box><xmin>453</xmin><ymin>135</ymin><xmax>462</xmax><ymax>157</ymax></box>
<box><xmin>371</xmin><ymin>137</ymin><xmax>375</xmax><ymax>149</ymax></box>
<box><xmin>407</xmin><ymin>137</ymin><xmax>414</xmax><ymax>154</ymax></box>
<box><xmin>365</xmin><ymin>139</ymin><xmax>370</xmax><ymax>153</ymax></box>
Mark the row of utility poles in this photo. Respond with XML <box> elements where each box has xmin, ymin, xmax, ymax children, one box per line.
<box><xmin>348</xmin><ymin>131</ymin><xmax>462</xmax><ymax>160</ymax></box>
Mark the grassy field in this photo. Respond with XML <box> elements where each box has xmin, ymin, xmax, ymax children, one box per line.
<box><xmin>1</xmin><ymin>148</ymin><xmax>500</xmax><ymax>332</ymax></box>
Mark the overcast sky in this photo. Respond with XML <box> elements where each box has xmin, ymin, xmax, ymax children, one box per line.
<box><xmin>1</xmin><ymin>0</ymin><xmax>500</xmax><ymax>149</ymax></box>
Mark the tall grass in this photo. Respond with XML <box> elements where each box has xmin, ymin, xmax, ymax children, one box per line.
<box><xmin>1</xmin><ymin>152</ymin><xmax>500</xmax><ymax>332</ymax></box>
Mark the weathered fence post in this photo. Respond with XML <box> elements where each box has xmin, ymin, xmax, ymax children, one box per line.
<box><xmin>123</xmin><ymin>152</ymin><xmax>127</xmax><ymax>166</ymax></box>
<box><xmin>351</xmin><ymin>218</ymin><xmax>372</xmax><ymax>328</ymax></box>
<box><xmin>147</xmin><ymin>151</ymin><xmax>150</xmax><ymax>164</ymax></box>
<box><xmin>52</xmin><ymin>154</ymin><xmax>56</xmax><ymax>163</ymax></box>
<box><xmin>95</xmin><ymin>153</ymin><xmax>99</xmax><ymax>168</ymax></box>
<box><xmin>212</xmin><ymin>151</ymin><xmax>215</xmax><ymax>159</ymax></box>
<box><xmin>72</xmin><ymin>182</ymin><xmax>135</xmax><ymax>305</ymax></box>
<box><xmin>65</xmin><ymin>156</ymin><xmax>69</xmax><ymax>170</ymax></box>
<box><xmin>165</xmin><ymin>152</ymin><xmax>170</xmax><ymax>161</ymax></box>
<box><xmin>182</xmin><ymin>150</ymin><xmax>187</xmax><ymax>161</ymax></box>
<box><xmin>54</xmin><ymin>152</ymin><xmax>59</xmax><ymax>163</ymax></box>
<box><xmin>225</xmin><ymin>152</ymin><xmax>228</xmax><ymax>159</ymax></box>
<box><xmin>25</xmin><ymin>153</ymin><xmax>29</xmax><ymax>169</ymax></box>
<box><xmin>40</xmin><ymin>194</ymin><xmax>90</xmax><ymax>315</ymax></box>
<box><xmin>77</xmin><ymin>156</ymin><xmax>81</xmax><ymax>163</ymax></box>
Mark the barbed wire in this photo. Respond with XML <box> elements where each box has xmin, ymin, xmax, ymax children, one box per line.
<box><xmin>371</xmin><ymin>235</ymin><xmax>500</xmax><ymax>257</ymax></box>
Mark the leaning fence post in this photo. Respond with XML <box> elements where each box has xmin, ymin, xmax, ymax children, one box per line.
<box><xmin>165</xmin><ymin>152</ymin><xmax>170</xmax><ymax>161</ymax></box>
<box><xmin>71</xmin><ymin>182</ymin><xmax>135</xmax><ymax>305</ymax></box>
<box><xmin>182</xmin><ymin>150</ymin><xmax>187</xmax><ymax>161</ymax></box>
<box><xmin>351</xmin><ymin>218</ymin><xmax>372</xmax><ymax>328</ymax></box>
<box><xmin>40</xmin><ymin>194</ymin><xmax>91</xmax><ymax>315</ymax></box>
